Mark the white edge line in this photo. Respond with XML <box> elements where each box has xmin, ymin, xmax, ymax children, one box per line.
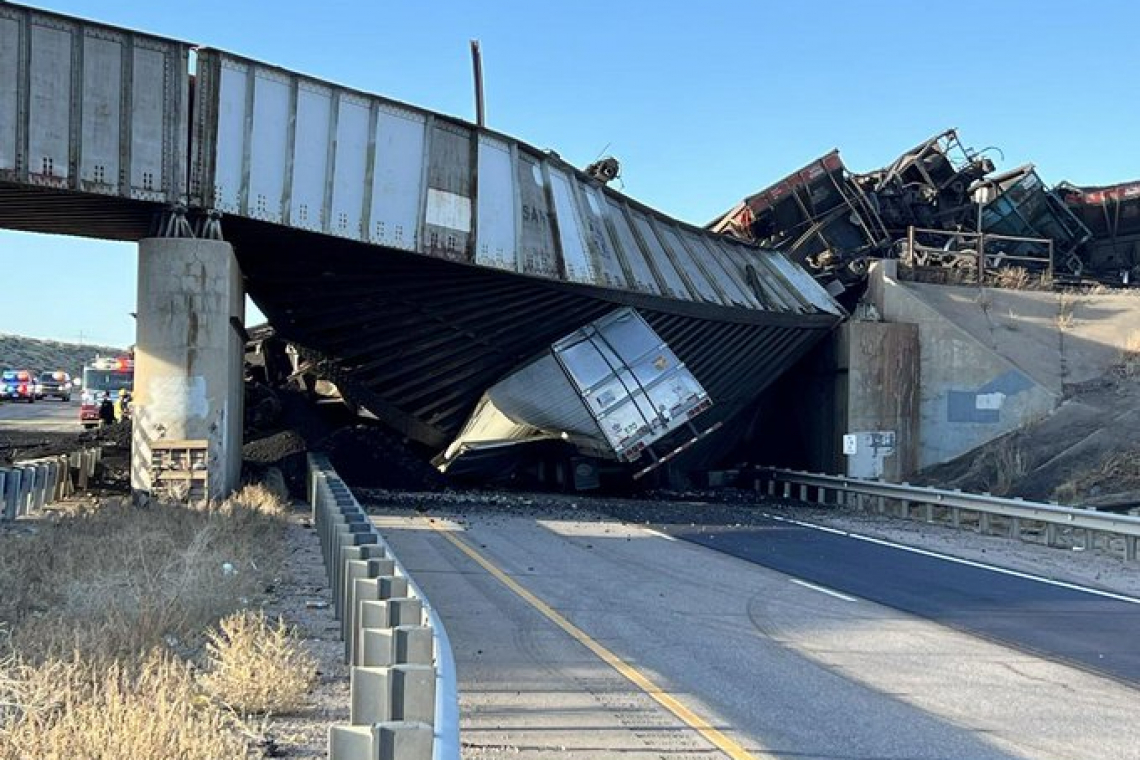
<box><xmin>789</xmin><ymin>577</ymin><xmax>857</xmax><ymax>602</ymax></box>
<box><xmin>760</xmin><ymin>511</ymin><xmax>1140</xmax><ymax>606</ymax></box>
<box><xmin>645</xmin><ymin>528</ymin><xmax>677</xmax><ymax>542</ymax></box>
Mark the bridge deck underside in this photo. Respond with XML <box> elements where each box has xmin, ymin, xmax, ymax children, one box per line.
<box><xmin>0</xmin><ymin>183</ymin><xmax>162</xmax><ymax>241</ymax></box>
<box><xmin>225</xmin><ymin>218</ymin><xmax>838</xmax><ymax>453</ymax></box>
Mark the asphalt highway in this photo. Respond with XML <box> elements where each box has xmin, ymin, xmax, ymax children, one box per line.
<box><xmin>375</xmin><ymin>504</ymin><xmax>1140</xmax><ymax>760</ymax></box>
<box><xmin>663</xmin><ymin>513</ymin><xmax>1140</xmax><ymax>686</ymax></box>
<box><xmin>0</xmin><ymin>395</ymin><xmax>80</xmax><ymax>434</ymax></box>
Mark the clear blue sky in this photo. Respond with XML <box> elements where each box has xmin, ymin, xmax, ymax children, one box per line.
<box><xmin>2</xmin><ymin>0</ymin><xmax>1137</xmax><ymax>346</ymax></box>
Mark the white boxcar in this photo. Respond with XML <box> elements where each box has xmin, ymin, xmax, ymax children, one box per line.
<box><xmin>0</xmin><ymin>3</ymin><xmax>189</xmax><ymax>202</ymax></box>
<box><xmin>190</xmin><ymin>49</ymin><xmax>843</xmax><ymax>318</ymax></box>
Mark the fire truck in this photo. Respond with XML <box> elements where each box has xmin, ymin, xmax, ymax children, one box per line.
<box><xmin>79</xmin><ymin>355</ymin><xmax>134</xmax><ymax>428</ymax></box>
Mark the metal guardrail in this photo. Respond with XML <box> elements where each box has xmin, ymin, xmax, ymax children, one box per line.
<box><xmin>0</xmin><ymin>447</ymin><xmax>103</xmax><ymax>521</ymax></box>
<box><xmin>307</xmin><ymin>454</ymin><xmax>459</xmax><ymax>760</ymax></box>
<box><xmin>756</xmin><ymin>468</ymin><xmax>1140</xmax><ymax>562</ymax></box>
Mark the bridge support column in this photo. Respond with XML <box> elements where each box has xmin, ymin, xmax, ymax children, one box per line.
<box><xmin>131</xmin><ymin>238</ymin><xmax>244</xmax><ymax>501</ymax></box>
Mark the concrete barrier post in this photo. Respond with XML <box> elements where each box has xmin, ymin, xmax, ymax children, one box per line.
<box><xmin>359</xmin><ymin>625</ymin><xmax>433</xmax><ymax>668</ymax></box>
<box><xmin>329</xmin><ymin>723</ymin><xmax>433</xmax><ymax>760</ymax></box>
<box><xmin>350</xmin><ymin>664</ymin><xmax>436</xmax><ymax>725</ymax></box>
<box><xmin>0</xmin><ymin>470</ymin><xmax>11</xmax><ymax>522</ymax></box>
<box><xmin>18</xmin><ymin>466</ymin><xmax>35</xmax><ymax>516</ymax></box>
<box><xmin>341</xmin><ymin>557</ymin><xmax>397</xmax><ymax>627</ymax></box>
<box><xmin>351</xmin><ymin>581</ymin><xmax>413</xmax><ymax>663</ymax></box>
<box><xmin>338</xmin><ymin>545</ymin><xmax>389</xmax><ymax>619</ymax></box>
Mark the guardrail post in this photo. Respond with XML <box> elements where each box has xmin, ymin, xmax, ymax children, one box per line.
<box><xmin>798</xmin><ymin>484</ymin><xmax>808</xmax><ymax>501</ymax></box>
<box><xmin>979</xmin><ymin>511</ymin><xmax>991</xmax><ymax>535</ymax></box>
<box><xmin>329</xmin><ymin>722</ymin><xmax>433</xmax><ymax>760</ymax></box>
<box><xmin>359</xmin><ymin>625</ymin><xmax>433</xmax><ymax>668</ymax></box>
<box><xmin>951</xmin><ymin>507</ymin><xmax>960</xmax><ymax>528</ymax></box>
<box><xmin>1127</xmin><ymin>536</ymin><xmax>1138</xmax><ymax>562</ymax></box>
<box><xmin>922</xmin><ymin>502</ymin><xmax>934</xmax><ymax>522</ymax></box>
<box><xmin>0</xmin><ymin>470</ymin><xmax>11</xmax><ymax>522</ymax></box>
<box><xmin>1044</xmin><ymin>522</ymin><xmax>1057</xmax><ymax>546</ymax></box>
<box><xmin>351</xmin><ymin>580</ymin><xmax>413</xmax><ymax>665</ymax></box>
<box><xmin>1010</xmin><ymin>517</ymin><xmax>1020</xmax><ymax>540</ymax></box>
<box><xmin>18</xmin><ymin>466</ymin><xmax>35</xmax><ymax>516</ymax></box>
<box><xmin>350</xmin><ymin>663</ymin><xmax>436</xmax><ymax>726</ymax></box>
<box><xmin>782</xmin><ymin>482</ymin><xmax>790</xmax><ymax>499</ymax></box>
<box><xmin>766</xmin><ymin>479</ymin><xmax>776</xmax><ymax>496</ymax></box>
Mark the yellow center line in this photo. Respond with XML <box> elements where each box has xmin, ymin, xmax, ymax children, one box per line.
<box><xmin>427</xmin><ymin>519</ymin><xmax>770</xmax><ymax>760</ymax></box>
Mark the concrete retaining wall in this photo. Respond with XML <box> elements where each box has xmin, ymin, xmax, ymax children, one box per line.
<box><xmin>307</xmin><ymin>454</ymin><xmax>459</xmax><ymax>760</ymax></box>
<box><xmin>866</xmin><ymin>261</ymin><xmax>1059</xmax><ymax>469</ymax></box>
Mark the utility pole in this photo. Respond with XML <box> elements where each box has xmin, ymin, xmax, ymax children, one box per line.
<box><xmin>470</xmin><ymin>40</ymin><xmax>485</xmax><ymax>128</ymax></box>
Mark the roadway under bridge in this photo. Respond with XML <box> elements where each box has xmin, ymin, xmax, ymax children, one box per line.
<box><xmin>0</xmin><ymin>3</ymin><xmax>843</xmax><ymax>494</ymax></box>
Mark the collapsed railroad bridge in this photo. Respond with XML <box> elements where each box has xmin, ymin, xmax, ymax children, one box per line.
<box><xmin>4</xmin><ymin>3</ymin><xmax>1139</xmax><ymax>495</ymax></box>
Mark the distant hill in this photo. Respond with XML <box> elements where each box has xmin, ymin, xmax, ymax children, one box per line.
<box><xmin>0</xmin><ymin>333</ymin><xmax>125</xmax><ymax>377</ymax></box>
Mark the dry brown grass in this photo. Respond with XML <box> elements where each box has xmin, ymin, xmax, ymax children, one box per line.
<box><xmin>0</xmin><ymin>650</ymin><xmax>255</xmax><ymax>759</ymax></box>
<box><xmin>1053</xmin><ymin>448</ymin><xmax>1140</xmax><ymax>503</ymax></box>
<box><xmin>0</xmin><ymin>484</ymin><xmax>305</xmax><ymax>755</ymax></box>
<box><xmin>0</xmin><ymin>488</ymin><xmax>288</xmax><ymax>660</ymax></box>
<box><xmin>988</xmin><ymin>266</ymin><xmax>1034</xmax><ymax>290</ymax></box>
<box><xmin>201</xmin><ymin>610</ymin><xmax>316</xmax><ymax>716</ymax></box>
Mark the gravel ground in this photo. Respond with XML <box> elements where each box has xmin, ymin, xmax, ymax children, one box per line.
<box><xmin>258</xmin><ymin>507</ymin><xmax>350</xmax><ymax>758</ymax></box>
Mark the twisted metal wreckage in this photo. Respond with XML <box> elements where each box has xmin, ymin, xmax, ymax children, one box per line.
<box><xmin>708</xmin><ymin>129</ymin><xmax>1140</xmax><ymax>292</ymax></box>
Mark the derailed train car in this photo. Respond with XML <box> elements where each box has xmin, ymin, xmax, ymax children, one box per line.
<box><xmin>709</xmin><ymin>128</ymin><xmax>1104</xmax><ymax>290</ymax></box>
<box><xmin>1057</xmin><ymin>180</ymin><xmax>1140</xmax><ymax>280</ymax></box>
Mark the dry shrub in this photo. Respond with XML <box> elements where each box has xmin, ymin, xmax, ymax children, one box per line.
<box><xmin>1116</xmin><ymin>330</ymin><xmax>1140</xmax><ymax>377</ymax></box>
<box><xmin>1053</xmin><ymin>448</ymin><xmax>1140</xmax><ymax>503</ymax></box>
<box><xmin>0</xmin><ymin>490</ymin><xmax>289</xmax><ymax>661</ymax></box>
<box><xmin>201</xmin><ymin>610</ymin><xmax>316</xmax><ymax>716</ymax></box>
<box><xmin>980</xmin><ymin>437</ymin><xmax>1028</xmax><ymax>496</ymax></box>
<box><xmin>226</xmin><ymin>482</ymin><xmax>290</xmax><ymax>517</ymax></box>
<box><xmin>990</xmin><ymin>266</ymin><xmax>1034</xmax><ymax>290</ymax></box>
<box><xmin>1056</xmin><ymin>293</ymin><xmax>1080</xmax><ymax>331</ymax></box>
<box><xmin>0</xmin><ymin>651</ymin><xmax>254</xmax><ymax>760</ymax></box>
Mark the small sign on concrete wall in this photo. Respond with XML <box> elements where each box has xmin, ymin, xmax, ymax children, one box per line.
<box><xmin>844</xmin><ymin>431</ymin><xmax>897</xmax><ymax>479</ymax></box>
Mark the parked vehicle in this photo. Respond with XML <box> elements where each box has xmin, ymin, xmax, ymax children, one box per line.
<box><xmin>37</xmin><ymin>370</ymin><xmax>72</xmax><ymax>401</ymax></box>
<box><xmin>0</xmin><ymin>369</ymin><xmax>38</xmax><ymax>403</ymax></box>
<box><xmin>79</xmin><ymin>356</ymin><xmax>134</xmax><ymax>428</ymax></box>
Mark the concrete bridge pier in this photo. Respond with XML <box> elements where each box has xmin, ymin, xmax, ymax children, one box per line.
<box><xmin>131</xmin><ymin>238</ymin><xmax>244</xmax><ymax>502</ymax></box>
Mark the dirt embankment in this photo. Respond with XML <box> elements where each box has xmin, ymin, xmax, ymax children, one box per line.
<box><xmin>918</xmin><ymin>365</ymin><xmax>1140</xmax><ymax>509</ymax></box>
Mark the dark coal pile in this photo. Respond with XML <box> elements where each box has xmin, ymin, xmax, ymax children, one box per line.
<box><xmin>0</xmin><ymin>431</ymin><xmax>78</xmax><ymax>465</ymax></box>
<box><xmin>243</xmin><ymin>429</ymin><xmax>309</xmax><ymax>495</ymax></box>
<box><xmin>78</xmin><ymin>419</ymin><xmax>132</xmax><ymax>448</ymax></box>
<box><xmin>324</xmin><ymin>425</ymin><xmax>449</xmax><ymax>492</ymax></box>
<box><xmin>245</xmin><ymin>382</ymin><xmax>284</xmax><ymax>433</ymax></box>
